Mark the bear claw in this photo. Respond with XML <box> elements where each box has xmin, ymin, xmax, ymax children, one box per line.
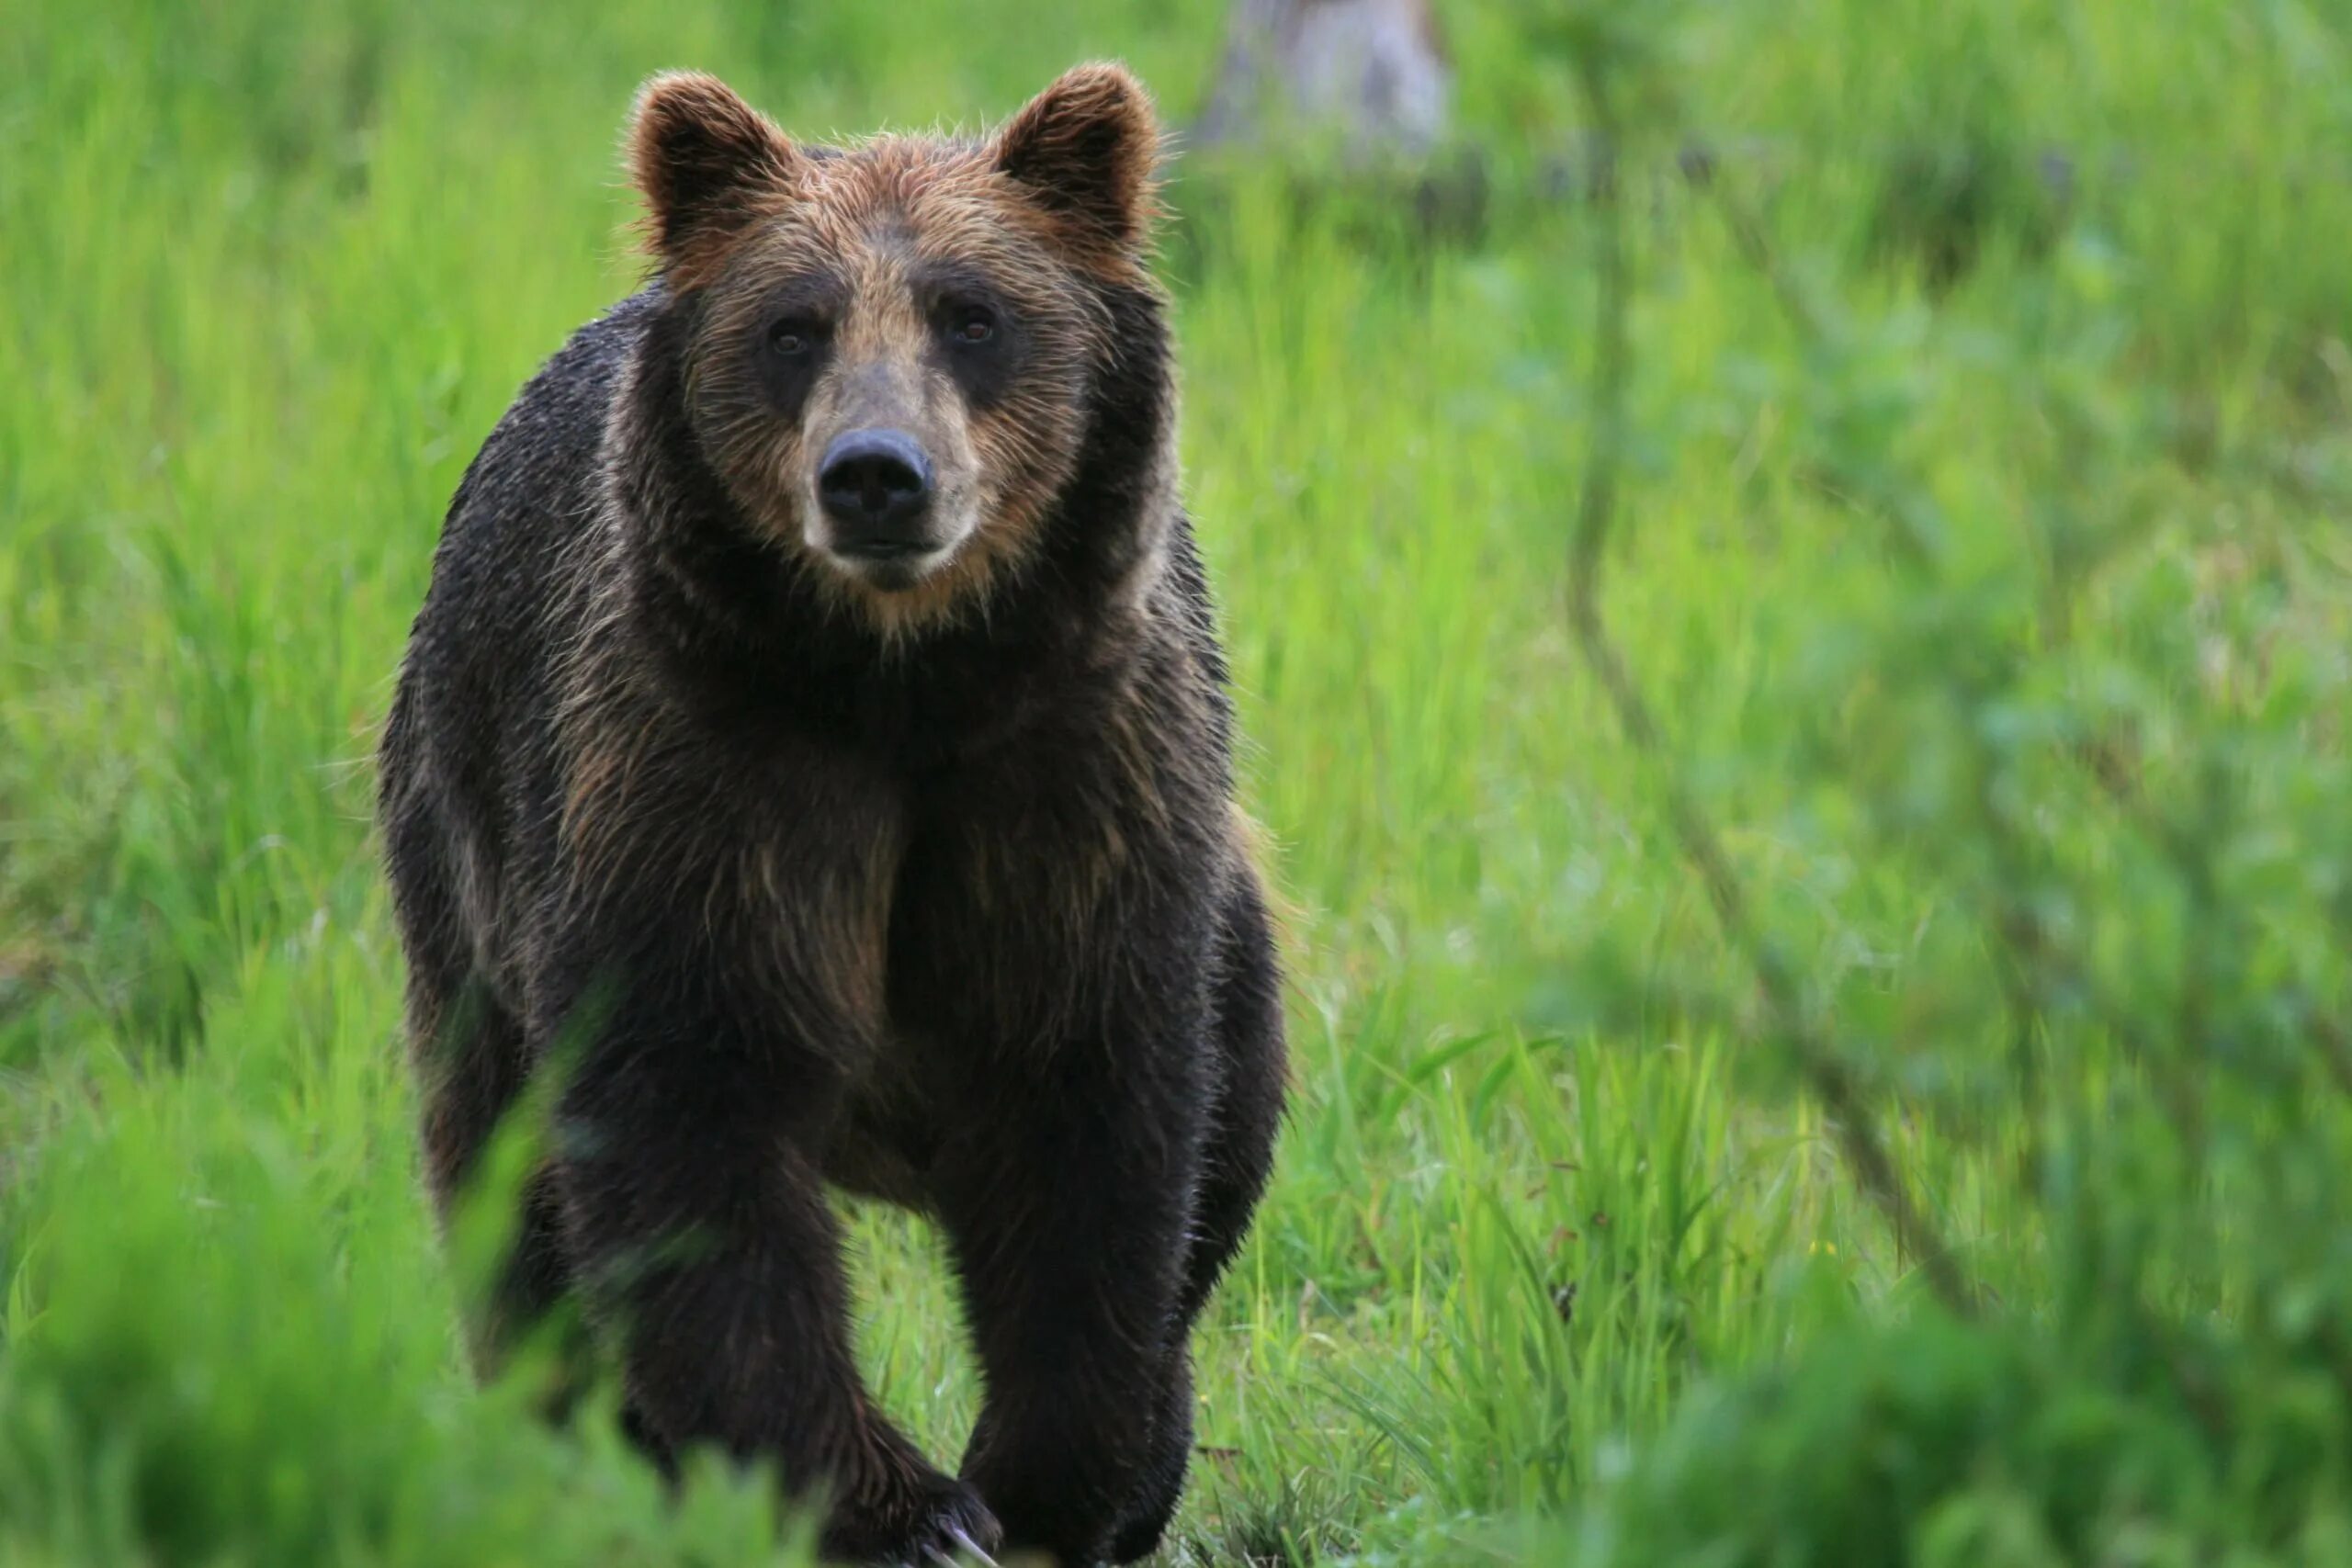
<box><xmin>916</xmin><ymin>1523</ymin><xmax>1001</xmax><ymax>1565</ymax></box>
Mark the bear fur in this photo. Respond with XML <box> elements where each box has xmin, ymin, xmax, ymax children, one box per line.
<box><xmin>376</xmin><ymin>62</ymin><xmax>1285</xmax><ymax>1567</ymax></box>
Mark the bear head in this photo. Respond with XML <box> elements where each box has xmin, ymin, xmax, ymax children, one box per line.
<box><xmin>620</xmin><ymin>63</ymin><xmax>1172</xmax><ymax>642</ymax></box>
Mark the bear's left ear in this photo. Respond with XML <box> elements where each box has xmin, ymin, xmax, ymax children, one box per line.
<box><xmin>992</xmin><ymin>62</ymin><xmax>1162</xmax><ymax>263</ymax></box>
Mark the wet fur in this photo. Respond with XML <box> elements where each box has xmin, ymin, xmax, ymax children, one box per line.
<box><xmin>379</xmin><ymin>63</ymin><xmax>1284</xmax><ymax>1567</ymax></box>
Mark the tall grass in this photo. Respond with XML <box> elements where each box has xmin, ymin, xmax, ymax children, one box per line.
<box><xmin>5</xmin><ymin>1</ymin><xmax>2351</xmax><ymax>1562</ymax></box>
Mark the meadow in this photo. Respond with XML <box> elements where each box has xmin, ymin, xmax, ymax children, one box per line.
<box><xmin>6</xmin><ymin>1</ymin><xmax>2352</xmax><ymax>1562</ymax></box>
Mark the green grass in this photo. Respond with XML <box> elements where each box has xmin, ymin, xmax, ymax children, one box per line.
<box><xmin>6</xmin><ymin>1</ymin><xmax>2352</xmax><ymax>1563</ymax></box>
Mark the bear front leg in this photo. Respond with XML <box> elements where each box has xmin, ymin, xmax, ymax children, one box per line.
<box><xmin>1109</xmin><ymin>867</ymin><xmax>1289</xmax><ymax>1562</ymax></box>
<box><xmin>929</xmin><ymin>1032</ymin><xmax>1207</xmax><ymax>1567</ymax></box>
<box><xmin>541</xmin><ymin>953</ymin><xmax>1001</xmax><ymax>1565</ymax></box>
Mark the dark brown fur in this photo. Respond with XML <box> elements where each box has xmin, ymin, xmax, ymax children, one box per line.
<box><xmin>378</xmin><ymin>63</ymin><xmax>1284</xmax><ymax>1566</ymax></box>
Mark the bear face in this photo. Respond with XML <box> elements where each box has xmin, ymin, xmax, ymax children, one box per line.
<box><xmin>624</xmin><ymin>65</ymin><xmax>1165</xmax><ymax>635</ymax></box>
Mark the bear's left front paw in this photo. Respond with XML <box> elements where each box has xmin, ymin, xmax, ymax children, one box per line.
<box><xmin>823</xmin><ymin>1460</ymin><xmax>1002</xmax><ymax>1567</ymax></box>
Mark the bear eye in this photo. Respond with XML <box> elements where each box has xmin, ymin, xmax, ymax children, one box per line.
<box><xmin>948</xmin><ymin>305</ymin><xmax>996</xmax><ymax>346</ymax></box>
<box><xmin>767</xmin><ymin>318</ymin><xmax>818</xmax><ymax>357</ymax></box>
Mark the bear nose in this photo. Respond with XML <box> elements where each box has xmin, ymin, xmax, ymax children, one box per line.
<box><xmin>817</xmin><ymin>429</ymin><xmax>934</xmax><ymax>555</ymax></box>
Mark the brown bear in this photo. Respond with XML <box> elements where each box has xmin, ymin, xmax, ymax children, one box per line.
<box><xmin>375</xmin><ymin>62</ymin><xmax>1286</xmax><ymax>1567</ymax></box>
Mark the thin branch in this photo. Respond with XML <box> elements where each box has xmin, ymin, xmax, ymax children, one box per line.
<box><xmin>1559</xmin><ymin>56</ymin><xmax>1976</xmax><ymax>1318</ymax></box>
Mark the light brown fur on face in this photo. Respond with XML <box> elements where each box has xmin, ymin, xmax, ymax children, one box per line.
<box><xmin>625</xmin><ymin>66</ymin><xmax>1164</xmax><ymax>641</ymax></box>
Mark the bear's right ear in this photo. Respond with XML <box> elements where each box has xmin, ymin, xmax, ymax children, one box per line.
<box><xmin>627</xmin><ymin>72</ymin><xmax>798</xmax><ymax>282</ymax></box>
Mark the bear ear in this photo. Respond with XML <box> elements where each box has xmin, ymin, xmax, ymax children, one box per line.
<box><xmin>991</xmin><ymin>62</ymin><xmax>1162</xmax><ymax>263</ymax></box>
<box><xmin>627</xmin><ymin>72</ymin><xmax>798</xmax><ymax>279</ymax></box>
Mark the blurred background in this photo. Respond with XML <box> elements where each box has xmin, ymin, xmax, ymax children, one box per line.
<box><xmin>6</xmin><ymin>1</ymin><xmax>2352</xmax><ymax>1563</ymax></box>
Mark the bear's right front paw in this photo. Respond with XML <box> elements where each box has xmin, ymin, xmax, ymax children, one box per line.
<box><xmin>823</xmin><ymin>1465</ymin><xmax>1003</xmax><ymax>1567</ymax></box>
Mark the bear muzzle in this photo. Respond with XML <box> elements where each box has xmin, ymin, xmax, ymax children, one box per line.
<box><xmin>817</xmin><ymin>427</ymin><xmax>936</xmax><ymax>557</ymax></box>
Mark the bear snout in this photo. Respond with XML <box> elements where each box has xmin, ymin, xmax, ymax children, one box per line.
<box><xmin>817</xmin><ymin>427</ymin><xmax>937</xmax><ymax>558</ymax></box>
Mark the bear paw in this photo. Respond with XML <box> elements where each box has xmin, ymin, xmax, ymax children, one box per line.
<box><xmin>824</xmin><ymin>1467</ymin><xmax>1002</xmax><ymax>1567</ymax></box>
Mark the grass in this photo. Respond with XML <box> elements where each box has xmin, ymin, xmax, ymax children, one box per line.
<box><xmin>6</xmin><ymin>0</ymin><xmax>2352</xmax><ymax>1562</ymax></box>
